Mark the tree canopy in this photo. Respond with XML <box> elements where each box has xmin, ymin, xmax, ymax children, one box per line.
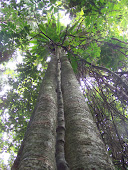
<box><xmin>0</xmin><ymin>0</ymin><xmax>128</xmax><ymax>169</ymax></box>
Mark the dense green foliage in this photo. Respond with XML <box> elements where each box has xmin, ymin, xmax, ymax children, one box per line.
<box><xmin>0</xmin><ymin>0</ymin><xmax>128</xmax><ymax>169</ymax></box>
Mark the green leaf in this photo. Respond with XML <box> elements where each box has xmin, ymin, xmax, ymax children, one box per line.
<box><xmin>57</xmin><ymin>12</ymin><xmax>60</xmax><ymax>35</ymax></box>
<box><xmin>40</xmin><ymin>33</ymin><xmax>49</xmax><ymax>41</ymax></box>
<box><xmin>38</xmin><ymin>23</ymin><xmax>47</xmax><ymax>35</ymax></box>
<box><xmin>68</xmin><ymin>18</ymin><xmax>82</xmax><ymax>34</ymax></box>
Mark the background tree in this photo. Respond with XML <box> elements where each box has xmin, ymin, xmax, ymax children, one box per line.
<box><xmin>0</xmin><ymin>0</ymin><xmax>128</xmax><ymax>169</ymax></box>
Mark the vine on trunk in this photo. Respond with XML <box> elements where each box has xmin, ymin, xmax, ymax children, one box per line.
<box><xmin>55</xmin><ymin>47</ymin><xmax>69</xmax><ymax>170</ymax></box>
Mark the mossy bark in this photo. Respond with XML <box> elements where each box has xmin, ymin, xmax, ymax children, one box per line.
<box><xmin>12</xmin><ymin>55</ymin><xmax>58</xmax><ymax>170</ymax></box>
<box><xmin>61</xmin><ymin>56</ymin><xmax>115</xmax><ymax>170</ymax></box>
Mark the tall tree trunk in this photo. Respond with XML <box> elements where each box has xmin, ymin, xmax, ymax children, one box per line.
<box><xmin>12</xmin><ymin>50</ymin><xmax>115</xmax><ymax>170</ymax></box>
<box><xmin>12</xmin><ymin>55</ymin><xmax>58</xmax><ymax>170</ymax></box>
<box><xmin>55</xmin><ymin>47</ymin><xmax>69</xmax><ymax>170</ymax></box>
<box><xmin>61</xmin><ymin>56</ymin><xmax>115</xmax><ymax>170</ymax></box>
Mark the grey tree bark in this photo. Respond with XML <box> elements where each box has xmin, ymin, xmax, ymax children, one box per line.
<box><xmin>12</xmin><ymin>54</ymin><xmax>58</xmax><ymax>170</ymax></box>
<box><xmin>12</xmin><ymin>49</ymin><xmax>115</xmax><ymax>170</ymax></box>
<box><xmin>61</xmin><ymin>56</ymin><xmax>115</xmax><ymax>170</ymax></box>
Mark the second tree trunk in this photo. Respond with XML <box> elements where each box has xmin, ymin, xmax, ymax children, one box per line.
<box><xmin>61</xmin><ymin>56</ymin><xmax>115</xmax><ymax>170</ymax></box>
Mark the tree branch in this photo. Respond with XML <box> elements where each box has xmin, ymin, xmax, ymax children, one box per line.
<box><xmin>114</xmin><ymin>71</ymin><xmax>128</xmax><ymax>75</ymax></box>
<box><xmin>62</xmin><ymin>46</ymin><xmax>128</xmax><ymax>93</ymax></box>
<box><xmin>111</xmin><ymin>38</ymin><xmax>128</xmax><ymax>45</ymax></box>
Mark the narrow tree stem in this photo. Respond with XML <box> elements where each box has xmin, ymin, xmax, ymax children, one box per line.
<box><xmin>55</xmin><ymin>47</ymin><xmax>69</xmax><ymax>170</ymax></box>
